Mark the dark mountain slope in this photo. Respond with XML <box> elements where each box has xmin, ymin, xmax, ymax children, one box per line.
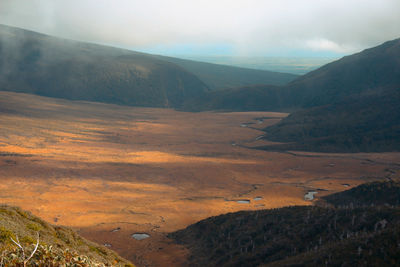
<box><xmin>0</xmin><ymin>24</ymin><xmax>297</xmax><ymax>108</ymax></box>
<box><xmin>169</xmin><ymin>181</ymin><xmax>400</xmax><ymax>267</ymax></box>
<box><xmin>155</xmin><ymin>56</ymin><xmax>298</xmax><ymax>90</ymax></box>
<box><xmin>0</xmin><ymin>24</ymin><xmax>209</xmax><ymax>108</ymax></box>
<box><xmin>258</xmin><ymin>38</ymin><xmax>400</xmax><ymax>152</ymax></box>
<box><xmin>282</xmin><ymin>38</ymin><xmax>400</xmax><ymax>108</ymax></box>
<box><xmin>185</xmin><ymin>38</ymin><xmax>400</xmax><ymax>112</ymax></box>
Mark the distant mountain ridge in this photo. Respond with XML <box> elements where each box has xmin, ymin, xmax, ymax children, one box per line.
<box><xmin>154</xmin><ymin>55</ymin><xmax>297</xmax><ymax>90</ymax></box>
<box><xmin>0</xmin><ymin>24</ymin><xmax>296</xmax><ymax>109</ymax></box>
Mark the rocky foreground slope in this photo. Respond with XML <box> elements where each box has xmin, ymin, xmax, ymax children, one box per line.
<box><xmin>0</xmin><ymin>205</ymin><xmax>133</xmax><ymax>266</ymax></box>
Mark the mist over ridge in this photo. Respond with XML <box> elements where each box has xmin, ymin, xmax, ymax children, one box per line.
<box><xmin>1</xmin><ymin>0</ymin><xmax>399</xmax><ymax>58</ymax></box>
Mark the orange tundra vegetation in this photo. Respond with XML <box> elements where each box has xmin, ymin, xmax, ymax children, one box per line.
<box><xmin>1</xmin><ymin>92</ymin><xmax>399</xmax><ymax>266</ymax></box>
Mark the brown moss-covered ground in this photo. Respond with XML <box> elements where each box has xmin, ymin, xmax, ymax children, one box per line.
<box><xmin>1</xmin><ymin>92</ymin><xmax>399</xmax><ymax>266</ymax></box>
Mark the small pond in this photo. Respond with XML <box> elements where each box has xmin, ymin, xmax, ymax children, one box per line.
<box><xmin>132</xmin><ymin>233</ymin><xmax>150</xmax><ymax>240</ymax></box>
<box><xmin>304</xmin><ymin>191</ymin><xmax>318</xmax><ymax>201</ymax></box>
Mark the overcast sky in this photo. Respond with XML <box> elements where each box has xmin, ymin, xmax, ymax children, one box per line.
<box><xmin>0</xmin><ymin>0</ymin><xmax>399</xmax><ymax>57</ymax></box>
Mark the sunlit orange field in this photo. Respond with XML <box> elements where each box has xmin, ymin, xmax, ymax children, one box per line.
<box><xmin>1</xmin><ymin>92</ymin><xmax>399</xmax><ymax>266</ymax></box>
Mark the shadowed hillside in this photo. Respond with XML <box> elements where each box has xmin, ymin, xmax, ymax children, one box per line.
<box><xmin>284</xmin><ymin>38</ymin><xmax>400</xmax><ymax>108</ymax></box>
<box><xmin>169</xmin><ymin>181</ymin><xmax>400</xmax><ymax>267</ymax></box>
<box><xmin>188</xmin><ymin>38</ymin><xmax>400</xmax><ymax>152</ymax></box>
<box><xmin>0</xmin><ymin>24</ymin><xmax>297</xmax><ymax>109</ymax></box>
<box><xmin>262</xmin><ymin>38</ymin><xmax>400</xmax><ymax>152</ymax></box>
<box><xmin>0</xmin><ymin>24</ymin><xmax>210</xmax><ymax>108</ymax></box>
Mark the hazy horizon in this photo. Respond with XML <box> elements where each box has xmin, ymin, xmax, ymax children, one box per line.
<box><xmin>165</xmin><ymin>55</ymin><xmax>339</xmax><ymax>74</ymax></box>
<box><xmin>1</xmin><ymin>0</ymin><xmax>399</xmax><ymax>58</ymax></box>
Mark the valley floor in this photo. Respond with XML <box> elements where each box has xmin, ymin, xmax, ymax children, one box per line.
<box><xmin>0</xmin><ymin>92</ymin><xmax>399</xmax><ymax>266</ymax></box>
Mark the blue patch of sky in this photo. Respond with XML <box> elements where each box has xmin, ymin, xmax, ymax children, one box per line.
<box><xmin>136</xmin><ymin>43</ymin><xmax>235</xmax><ymax>57</ymax></box>
<box><xmin>254</xmin><ymin>46</ymin><xmax>346</xmax><ymax>58</ymax></box>
<box><xmin>134</xmin><ymin>43</ymin><xmax>346</xmax><ymax>58</ymax></box>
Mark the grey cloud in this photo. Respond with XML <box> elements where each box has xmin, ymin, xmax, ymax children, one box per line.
<box><xmin>0</xmin><ymin>0</ymin><xmax>399</xmax><ymax>56</ymax></box>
